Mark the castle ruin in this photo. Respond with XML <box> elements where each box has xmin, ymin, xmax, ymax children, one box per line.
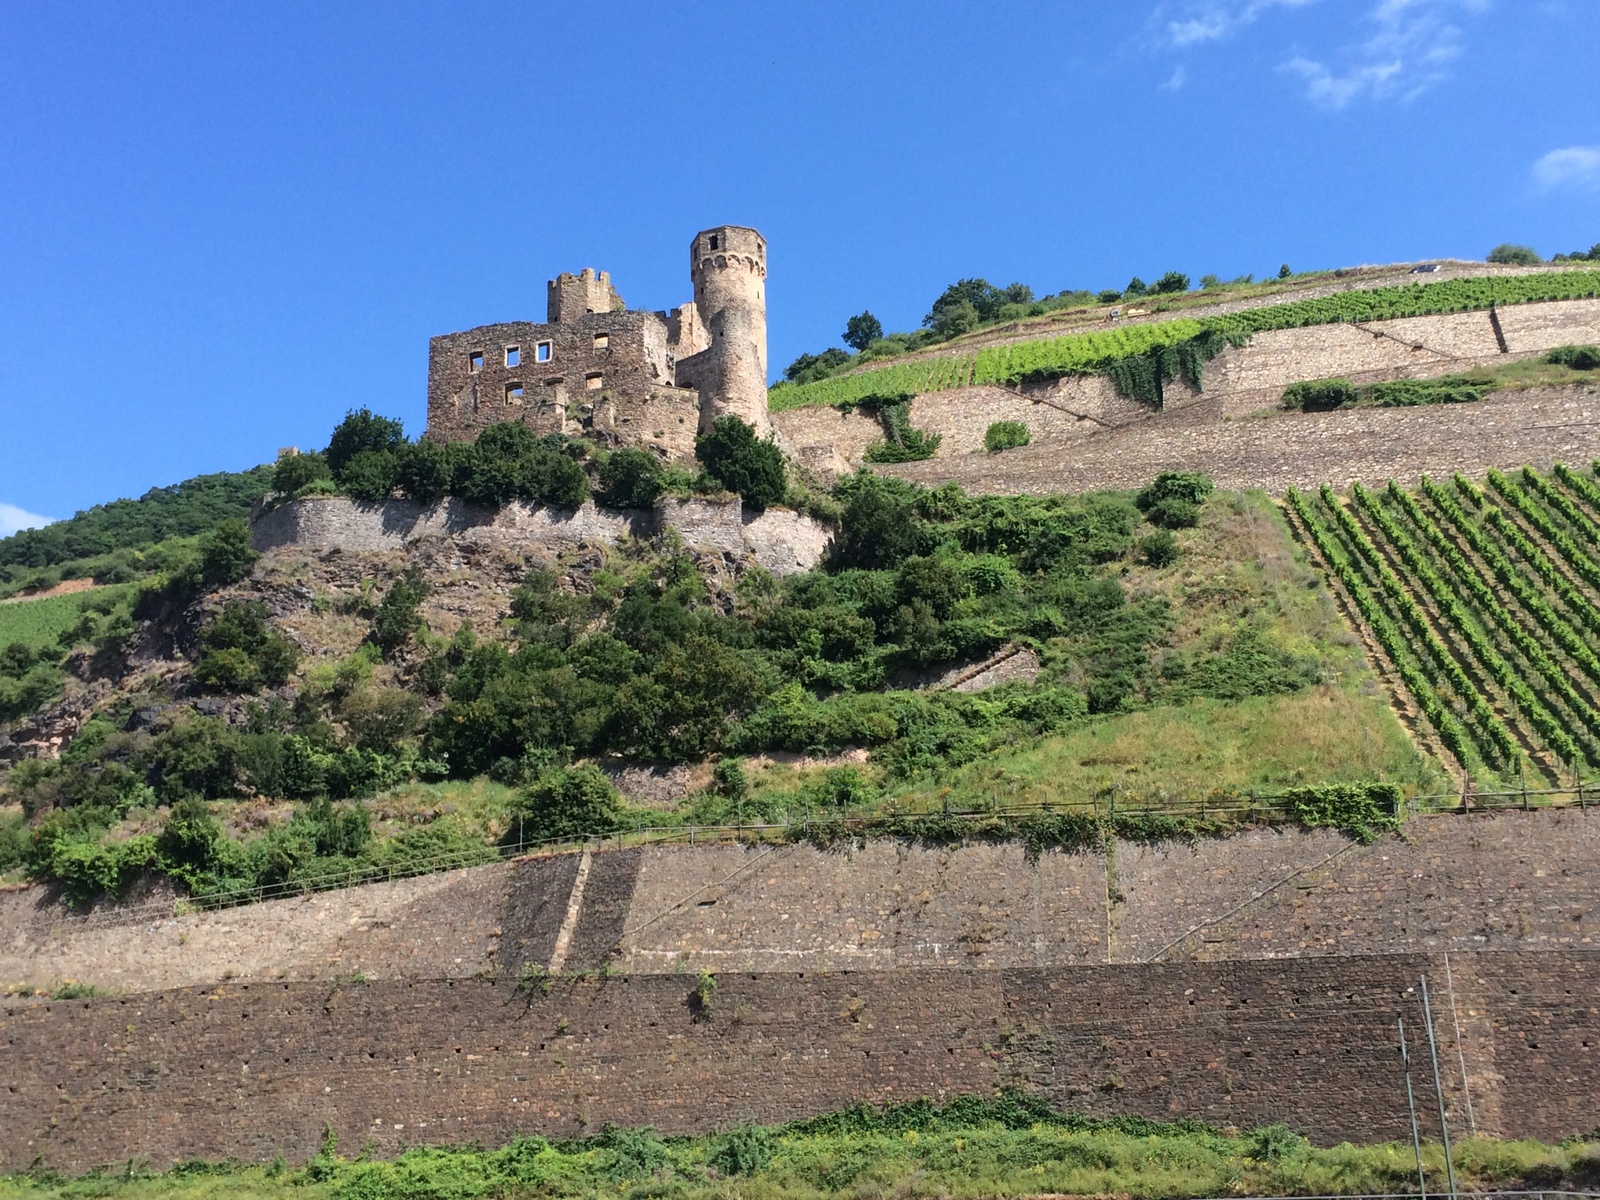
<box><xmin>425</xmin><ymin>225</ymin><xmax>771</xmax><ymax>459</ymax></box>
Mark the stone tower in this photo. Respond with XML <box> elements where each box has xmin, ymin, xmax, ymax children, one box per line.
<box><xmin>547</xmin><ymin>268</ymin><xmax>624</xmax><ymax>324</ymax></box>
<box><xmin>686</xmin><ymin>225</ymin><xmax>770</xmax><ymax>435</ymax></box>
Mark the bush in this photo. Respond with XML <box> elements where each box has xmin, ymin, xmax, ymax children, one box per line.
<box><xmin>198</xmin><ymin>519</ymin><xmax>258</xmax><ymax>588</ymax></box>
<box><xmin>1152</xmin><ymin>271</ymin><xmax>1190</xmax><ymax>295</ymax></box>
<box><xmin>1144</xmin><ymin>497</ymin><xmax>1200</xmax><ymax>529</ymax></box>
<box><xmin>696</xmin><ymin>416</ymin><xmax>786</xmax><ymax>509</ymax></box>
<box><xmin>597</xmin><ymin>448</ymin><xmax>666</xmax><ymax>509</ymax></box>
<box><xmin>194</xmin><ymin>601</ymin><xmax>301</xmax><ymax>692</ymax></box>
<box><xmin>369</xmin><ymin>566</ymin><xmax>431</xmax><ymax>658</ymax></box>
<box><xmin>338</xmin><ymin>449</ymin><xmax>399</xmax><ymax>502</ymax></box>
<box><xmin>862</xmin><ymin>397</ymin><xmax>942</xmax><ymax>464</ymax></box>
<box><xmin>1139</xmin><ymin>529</ymin><xmax>1179</xmax><ymax>567</ymax></box>
<box><xmin>1136</xmin><ymin>471</ymin><xmax>1214</xmax><ymax>511</ymax></box>
<box><xmin>1488</xmin><ymin>243</ymin><xmax>1541</xmax><ymax>265</ymax></box>
<box><xmin>506</xmin><ymin>765</ymin><xmax>623</xmax><ymax>846</ymax></box>
<box><xmin>1282</xmin><ymin>378</ymin><xmax>1357</xmax><ymax>411</ymax></box>
<box><xmin>983</xmin><ymin>421</ymin><xmax>1031</xmax><ymax>453</ymax></box>
<box><xmin>1549</xmin><ymin>344</ymin><xmax>1600</xmax><ymax>371</ymax></box>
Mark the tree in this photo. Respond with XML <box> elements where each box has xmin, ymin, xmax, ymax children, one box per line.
<box><xmin>326</xmin><ymin>409</ymin><xmax>406</xmax><ymax>477</ymax></box>
<box><xmin>597</xmin><ymin>448</ymin><xmax>666</xmax><ymax>509</ymax></box>
<box><xmin>272</xmin><ymin>451</ymin><xmax>330</xmax><ymax>494</ymax></box>
<box><xmin>1278</xmin><ymin>264</ymin><xmax>1292</xmax><ymax>279</ymax></box>
<box><xmin>923</xmin><ymin>278</ymin><xmax>1020</xmax><ymax>336</ymax></box>
<box><xmin>506</xmin><ymin>765</ymin><xmax>623</xmax><ymax>845</ymax></box>
<box><xmin>199</xmin><ymin>518</ymin><xmax>258</xmax><ymax>587</ymax></box>
<box><xmin>1152</xmin><ymin>271</ymin><xmax>1190</xmax><ymax>294</ymax></box>
<box><xmin>1488</xmin><ymin>243</ymin><xmax>1541</xmax><ymax>265</ymax></box>
<box><xmin>842</xmin><ymin>311</ymin><xmax>883</xmax><ymax>352</ymax></box>
<box><xmin>1124</xmin><ymin>277</ymin><xmax>1147</xmax><ymax>297</ymax></box>
<box><xmin>695</xmin><ymin>416</ymin><xmax>785</xmax><ymax>509</ymax></box>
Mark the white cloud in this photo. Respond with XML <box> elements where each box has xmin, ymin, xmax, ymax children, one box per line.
<box><xmin>0</xmin><ymin>502</ymin><xmax>56</xmax><ymax>538</ymax></box>
<box><xmin>1159</xmin><ymin>0</ymin><xmax>1318</xmax><ymax>47</ymax></box>
<box><xmin>1534</xmin><ymin>144</ymin><xmax>1600</xmax><ymax>192</ymax></box>
<box><xmin>1279</xmin><ymin>0</ymin><xmax>1488</xmax><ymax>108</ymax></box>
<box><xmin>1162</xmin><ymin>65</ymin><xmax>1189</xmax><ymax>90</ymax></box>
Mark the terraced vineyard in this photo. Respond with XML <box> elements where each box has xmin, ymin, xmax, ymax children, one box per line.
<box><xmin>1286</xmin><ymin>464</ymin><xmax>1600</xmax><ymax>785</ymax></box>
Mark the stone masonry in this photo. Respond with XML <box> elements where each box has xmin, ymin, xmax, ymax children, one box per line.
<box><xmin>426</xmin><ymin>227</ymin><xmax>768</xmax><ymax>459</ymax></box>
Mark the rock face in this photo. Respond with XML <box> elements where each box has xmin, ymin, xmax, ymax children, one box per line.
<box><xmin>249</xmin><ymin>493</ymin><xmax>832</xmax><ymax>576</ymax></box>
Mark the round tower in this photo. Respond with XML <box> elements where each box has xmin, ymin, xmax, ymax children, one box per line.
<box><xmin>690</xmin><ymin>225</ymin><xmax>771</xmax><ymax>435</ymax></box>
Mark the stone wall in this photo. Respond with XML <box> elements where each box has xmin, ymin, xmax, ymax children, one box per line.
<box><xmin>5</xmin><ymin>951</ymin><xmax>1598</xmax><ymax>1169</ymax></box>
<box><xmin>882</xmin><ymin>381</ymin><xmax>1600</xmax><ymax>496</ymax></box>
<box><xmin>772</xmin><ymin>297</ymin><xmax>1600</xmax><ymax>492</ymax></box>
<box><xmin>10</xmin><ymin>810</ymin><xmax>1600</xmax><ymax>992</ymax></box>
<box><xmin>248</xmin><ymin>494</ymin><xmax>832</xmax><ymax>576</ymax></box>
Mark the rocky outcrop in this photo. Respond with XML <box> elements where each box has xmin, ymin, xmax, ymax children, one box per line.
<box><xmin>250</xmin><ymin>493</ymin><xmax>833</xmax><ymax>576</ymax></box>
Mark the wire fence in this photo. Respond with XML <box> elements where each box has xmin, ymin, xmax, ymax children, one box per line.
<box><xmin>20</xmin><ymin>781</ymin><xmax>1600</xmax><ymax>931</ymax></box>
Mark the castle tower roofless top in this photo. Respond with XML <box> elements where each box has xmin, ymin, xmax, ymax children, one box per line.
<box><xmin>547</xmin><ymin>267</ymin><xmax>624</xmax><ymax>324</ymax></box>
<box><xmin>687</xmin><ymin>226</ymin><xmax>770</xmax><ymax>435</ymax></box>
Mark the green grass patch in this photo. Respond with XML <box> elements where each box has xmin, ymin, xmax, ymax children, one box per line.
<box><xmin>1</xmin><ymin>1096</ymin><xmax>1593</xmax><ymax>1200</ymax></box>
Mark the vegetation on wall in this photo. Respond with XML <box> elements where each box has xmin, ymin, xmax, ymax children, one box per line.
<box><xmin>769</xmin><ymin>268</ymin><xmax>1600</xmax><ymax>412</ymax></box>
<box><xmin>3</xmin><ymin>1093</ymin><xmax>1593</xmax><ymax>1200</ymax></box>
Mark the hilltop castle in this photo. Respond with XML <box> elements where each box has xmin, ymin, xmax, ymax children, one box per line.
<box><xmin>425</xmin><ymin>225</ymin><xmax>770</xmax><ymax>459</ymax></box>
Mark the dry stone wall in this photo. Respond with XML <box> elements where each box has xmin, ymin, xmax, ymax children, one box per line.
<box><xmin>5</xmin><ymin>951</ymin><xmax>1597</xmax><ymax>1169</ymax></box>
<box><xmin>248</xmin><ymin>494</ymin><xmax>832</xmax><ymax>576</ymax></box>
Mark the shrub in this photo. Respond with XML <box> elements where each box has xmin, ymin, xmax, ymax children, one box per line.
<box><xmin>1152</xmin><ymin>271</ymin><xmax>1190</xmax><ymax>295</ymax></box>
<box><xmin>506</xmin><ymin>765</ymin><xmax>623</xmax><ymax>846</ymax></box>
<box><xmin>194</xmin><ymin>600</ymin><xmax>300</xmax><ymax>692</ymax></box>
<box><xmin>1488</xmin><ymin>243</ymin><xmax>1541</xmax><ymax>265</ymax></box>
<box><xmin>1136</xmin><ymin>471</ymin><xmax>1214</xmax><ymax>511</ymax></box>
<box><xmin>1139</xmin><ymin>529</ymin><xmax>1179</xmax><ymax>567</ymax></box>
<box><xmin>369</xmin><ymin>566</ymin><xmax>431</xmax><ymax>658</ymax></box>
<box><xmin>338</xmin><ymin>450</ymin><xmax>399</xmax><ymax>502</ymax></box>
<box><xmin>597</xmin><ymin>448</ymin><xmax>666</xmax><ymax>509</ymax></box>
<box><xmin>696</xmin><ymin>416</ymin><xmax>786</xmax><ymax>509</ymax></box>
<box><xmin>1144</xmin><ymin>497</ymin><xmax>1200</xmax><ymax>529</ymax></box>
<box><xmin>983</xmin><ymin>421</ymin><xmax>1032</xmax><ymax>453</ymax></box>
<box><xmin>1549</xmin><ymin>344</ymin><xmax>1600</xmax><ymax>371</ymax></box>
<box><xmin>198</xmin><ymin>518</ymin><xmax>258</xmax><ymax>588</ymax></box>
<box><xmin>1282</xmin><ymin>378</ymin><xmax>1357</xmax><ymax>411</ymax></box>
<box><xmin>862</xmin><ymin>396</ymin><xmax>942</xmax><ymax>463</ymax></box>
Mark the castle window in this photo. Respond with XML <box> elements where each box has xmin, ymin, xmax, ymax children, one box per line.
<box><xmin>585</xmin><ymin>373</ymin><xmax>603</xmax><ymax>391</ymax></box>
<box><xmin>468</xmin><ymin>350</ymin><xmax>484</xmax><ymax>373</ymax></box>
<box><xmin>506</xmin><ymin>383</ymin><xmax>525</xmax><ymax>404</ymax></box>
<box><xmin>535</xmin><ymin>341</ymin><xmax>553</xmax><ymax>363</ymax></box>
<box><xmin>593</xmin><ymin>333</ymin><xmax>609</xmax><ymax>350</ymax></box>
<box><xmin>505</xmin><ymin>345</ymin><xmax>521</xmax><ymax>367</ymax></box>
<box><xmin>709</xmin><ymin>234</ymin><xmax>720</xmax><ymax>251</ymax></box>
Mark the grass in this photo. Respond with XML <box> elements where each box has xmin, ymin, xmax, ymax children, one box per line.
<box><xmin>2</xmin><ymin>1104</ymin><xmax>1594</xmax><ymax>1200</ymax></box>
<box><xmin>889</xmin><ymin>687</ymin><xmax>1442</xmax><ymax>812</ymax></box>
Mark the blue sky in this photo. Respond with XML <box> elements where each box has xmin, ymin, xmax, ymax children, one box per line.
<box><xmin>1</xmin><ymin>0</ymin><xmax>1597</xmax><ymax>531</ymax></box>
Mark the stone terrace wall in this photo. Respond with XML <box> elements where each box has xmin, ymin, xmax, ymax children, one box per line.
<box><xmin>883</xmin><ymin>382</ymin><xmax>1600</xmax><ymax>495</ymax></box>
<box><xmin>5</xmin><ymin>951</ymin><xmax>1598</xmax><ymax>1169</ymax></box>
<box><xmin>249</xmin><ymin>494</ymin><xmax>832</xmax><ymax>576</ymax></box>
<box><xmin>9</xmin><ymin>810</ymin><xmax>1599</xmax><ymax>992</ymax></box>
<box><xmin>774</xmin><ymin>298</ymin><xmax>1600</xmax><ymax>490</ymax></box>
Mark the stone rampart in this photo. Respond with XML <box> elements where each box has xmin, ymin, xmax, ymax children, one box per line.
<box><xmin>4</xmin><ymin>951</ymin><xmax>1597</xmax><ymax>1168</ymax></box>
<box><xmin>248</xmin><ymin>494</ymin><xmax>832</xmax><ymax>576</ymax></box>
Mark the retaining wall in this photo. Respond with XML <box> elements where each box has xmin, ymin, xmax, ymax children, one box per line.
<box><xmin>7</xmin><ymin>809</ymin><xmax>1597</xmax><ymax>993</ymax></box>
<box><xmin>771</xmin><ymin>297</ymin><xmax>1600</xmax><ymax>492</ymax></box>
<box><xmin>4</xmin><ymin>950</ymin><xmax>1596</xmax><ymax>1169</ymax></box>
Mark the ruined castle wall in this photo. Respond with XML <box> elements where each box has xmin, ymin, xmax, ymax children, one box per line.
<box><xmin>248</xmin><ymin>495</ymin><xmax>833</xmax><ymax>575</ymax></box>
<box><xmin>427</xmin><ymin>311</ymin><xmax>673</xmax><ymax>446</ymax></box>
<box><xmin>6</xmin><ymin>951</ymin><xmax>1597</xmax><ymax>1170</ymax></box>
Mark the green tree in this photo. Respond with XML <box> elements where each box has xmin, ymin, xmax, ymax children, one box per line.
<box><xmin>695</xmin><ymin>416</ymin><xmax>785</xmax><ymax>509</ymax></box>
<box><xmin>326</xmin><ymin>409</ymin><xmax>407</xmax><ymax>477</ymax></box>
<box><xmin>370</xmin><ymin>566</ymin><xmax>431</xmax><ymax>658</ymax></box>
<box><xmin>1153</xmin><ymin>271</ymin><xmax>1190</xmax><ymax>294</ymax></box>
<box><xmin>596</xmin><ymin>448</ymin><xmax>665</xmax><ymax>509</ymax></box>
<box><xmin>272</xmin><ymin>451</ymin><xmax>330</xmax><ymax>494</ymax></box>
<box><xmin>842</xmin><ymin>311</ymin><xmax>884</xmax><ymax>351</ymax></box>
<box><xmin>506</xmin><ymin>765</ymin><xmax>623</xmax><ymax>845</ymax></box>
<box><xmin>199</xmin><ymin>518</ymin><xmax>258</xmax><ymax>587</ymax></box>
<box><xmin>1488</xmin><ymin>243</ymin><xmax>1541</xmax><ymax>265</ymax></box>
<box><xmin>1278</xmin><ymin>263</ymin><xmax>1292</xmax><ymax>279</ymax></box>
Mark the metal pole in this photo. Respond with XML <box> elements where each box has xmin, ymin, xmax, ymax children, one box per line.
<box><xmin>1421</xmin><ymin>976</ymin><xmax>1460</xmax><ymax>1200</ymax></box>
<box><xmin>1399</xmin><ymin>1016</ymin><xmax>1428</xmax><ymax>1200</ymax></box>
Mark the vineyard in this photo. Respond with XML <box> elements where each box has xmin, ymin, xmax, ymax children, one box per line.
<box><xmin>769</xmin><ymin>267</ymin><xmax>1600</xmax><ymax>411</ymax></box>
<box><xmin>1285</xmin><ymin>463</ymin><xmax>1600</xmax><ymax>786</ymax></box>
